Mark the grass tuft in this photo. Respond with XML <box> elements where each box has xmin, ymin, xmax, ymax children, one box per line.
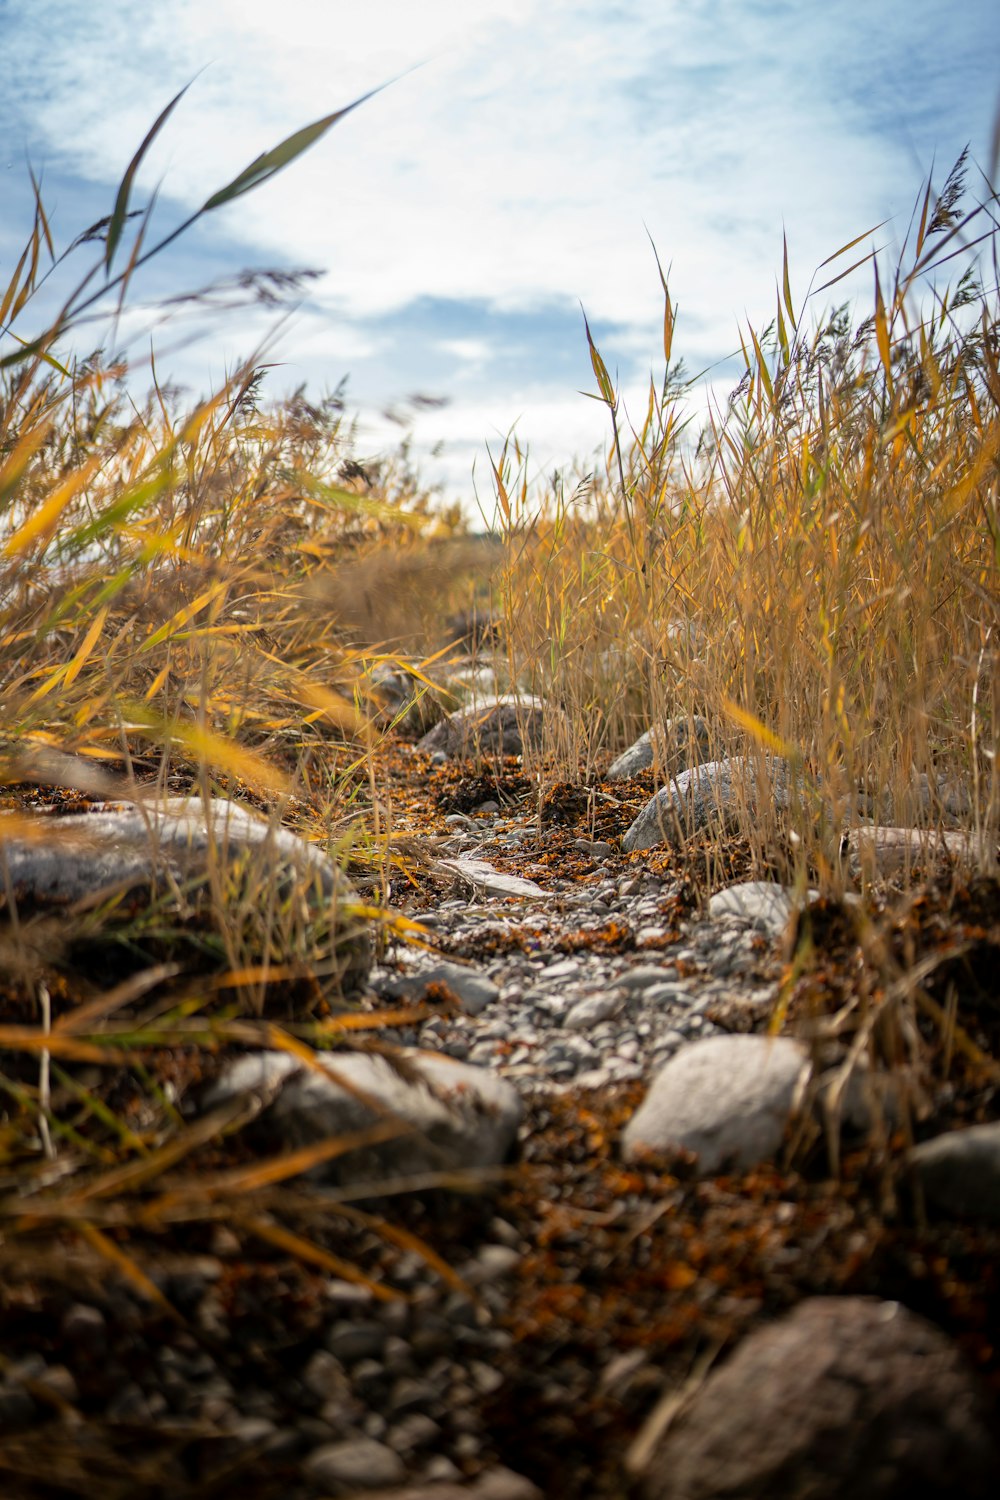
<box><xmin>1</xmin><ymin>97</ymin><xmax>998</xmax><ymax>1348</ymax></box>
<box><xmin>491</xmin><ymin>155</ymin><xmax>999</xmax><ymax>892</ymax></box>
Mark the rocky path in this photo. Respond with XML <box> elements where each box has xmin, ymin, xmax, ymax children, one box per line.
<box><xmin>1</xmin><ymin>737</ymin><xmax>999</xmax><ymax>1497</ymax></box>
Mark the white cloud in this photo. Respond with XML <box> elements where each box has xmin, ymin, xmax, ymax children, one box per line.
<box><xmin>2</xmin><ymin>0</ymin><xmax>996</xmax><ymax>505</ymax></box>
<box><xmin>435</xmin><ymin>338</ymin><xmax>491</xmax><ymax>366</ymax></box>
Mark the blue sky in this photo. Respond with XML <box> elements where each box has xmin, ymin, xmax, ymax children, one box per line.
<box><xmin>1</xmin><ymin>0</ymin><xmax>998</xmax><ymax>505</ymax></box>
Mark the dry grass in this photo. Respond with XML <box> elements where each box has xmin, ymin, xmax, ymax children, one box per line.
<box><xmin>0</xmin><ymin>89</ymin><xmax>487</xmax><ymax>875</ymax></box>
<box><xmin>0</xmin><ymin>92</ymin><xmax>997</xmax><ymax>1305</ymax></box>
<box><xmin>490</xmin><ymin>152</ymin><xmax>1000</xmax><ymax>892</ymax></box>
<box><xmin>0</xmin><ymin>93</ymin><xmax>495</xmax><ymax>1291</ymax></box>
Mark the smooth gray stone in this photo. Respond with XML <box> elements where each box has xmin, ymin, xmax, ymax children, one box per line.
<box><xmin>378</xmin><ymin>960</ymin><xmax>501</xmax><ymax>1016</ymax></box>
<box><xmin>606</xmin><ymin>715</ymin><xmax>712</xmax><ymax>781</ymax></box>
<box><xmin>642</xmin><ymin>982</ymin><xmax>696</xmax><ymax>1007</ymax></box>
<box><xmin>202</xmin><ymin>1047</ymin><xmax>522</xmax><ymax>1184</ymax></box>
<box><xmin>416</xmin><ymin>696</ymin><xmax>546</xmax><ymax>758</ymax></box>
<box><xmin>304</xmin><ymin>1436</ymin><xmax>406</xmax><ymax>1490</ymax></box>
<box><xmin>640</xmin><ymin>1297</ymin><xmax>998</xmax><ymax>1500</ymax></box>
<box><xmin>0</xmin><ymin>797</ymin><xmax>339</xmax><ymax>902</ymax></box>
<box><xmin>610</xmin><ymin>965</ymin><xmax>673</xmax><ymax>992</ymax></box>
<box><xmin>622</xmin><ymin>756</ymin><xmax>795</xmax><ymax>851</ymax></box>
<box><xmin>563</xmin><ymin>990</ymin><xmax>625</xmax><ymax>1032</ymax></box>
<box><xmin>708</xmin><ymin>880</ymin><xmax>812</xmax><ymax>940</ymax></box>
<box><xmin>622</xmin><ymin>1035</ymin><xmax>807</xmax><ymax>1174</ymax></box>
<box><xmin>358</xmin><ymin>1470</ymin><xmax>542</xmax><ymax>1500</ymax></box>
<box><xmin>844</xmin><ymin>825</ymin><xmax>980</xmax><ymax>878</ymax></box>
<box><xmin>909</xmin><ymin>1122</ymin><xmax>1000</xmax><ymax>1222</ymax></box>
<box><xmin>0</xmin><ymin>796</ymin><xmax>370</xmax><ymax>987</ymax></box>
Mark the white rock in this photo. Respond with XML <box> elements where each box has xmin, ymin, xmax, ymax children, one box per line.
<box><xmin>610</xmin><ymin>965</ymin><xmax>673</xmax><ymax>992</ymax></box>
<box><xmin>437</xmin><ymin>857</ymin><xmax>550</xmax><ymax>899</ymax></box>
<box><xmin>622</xmin><ymin>1035</ymin><xmax>809</xmax><ymax>1174</ymax></box>
<box><xmin>0</xmin><ymin>797</ymin><xmax>336</xmax><ymax>899</ymax></box>
<box><xmin>844</xmin><ymin>825</ymin><xmax>984</xmax><ymax>877</ymax></box>
<box><xmin>0</xmin><ymin>796</ymin><xmax>370</xmax><ymax>987</ymax></box>
<box><xmin>563</xmin><ymin>990</ymin><xmax>625</xmax><ymax>1031</ymax></box>
<box><xmin>202</xmin><ymin>1047</ymin><xmax>522</xmax><ymax>1184</ymax></box>
<box><xmin>622</xmin><ymin>756</ymin><xmax>799</xmax><ymax>852</ymax></box>
<box><xmin>708</xmin><ymin>881</ymin><xmax>816</xmax><ymax>940</ymax></box>
<box><xmin>304</xmin><ymin>1436</ymin><xmax>406</xmax><ymax>1489</ymax></box>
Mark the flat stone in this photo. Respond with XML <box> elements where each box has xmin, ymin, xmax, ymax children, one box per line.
<box><xmin>202</xmin><ymin>1048</ymin><xmax>521</xmax><ymax>1185</ymax></box>
<box><xmin>708</xmin><ymin>881</ymin><xmax>813</xmax><ymax>941</ymax></box>
<box><xmin>622</xmin><ymin>1035</ymin><xmax>808</xmax><ymax>1174</ymax></box>
<box><xmin>436</xmin><ymin>857</ymin><xmax>550</xmax><ymax>899</ymax></box>
<box><xmin>417</xmin><ymin>697</ymin><xmax>547</xmax><ymax>758</ymax></box>
<box><xmin>542</xmin><ymin>959</ymin><xmax>584</xmax><ymax>980</ymax></box>
<box><xmin>640</xmin><ymin>1297</ymin><xmax>998</xmax><ymax>1499</ymax></box>
<box><xmin>378</xmin><ymin>961</ymin><xmax>501</xmax><ymax>1016</ymax></box>
<box><xmin>610</xmin><ymin>965</ymin><xmax>672</xmax><ymax>992</ymax></box>
<box><xmin>325</xmin><ymin>1321</ymin><xmax>387</xmax><ymax>1363</ymax></box>
<box><xmin>845</xmin><ymin>825</ymin><xmax>983</xmax><ymax>878</ymax></box>
<box><xmin>357</xmin><ymin>1470</ymin><xmax>542</xmax><ymax>1500</ymax></box>
<box><xmin>642</xmin><ymin>982</ymin><xmax>693</xmax><ymax>1006</ymax></box>
<box><xmin>0</xmin><ymin>796</ymin><xmax>370</xmax><ymax>989</ymax></box>
<box><xmin>622</xmin><ymin>756</ymin><xmax>797</xmax><ymax>852</ymax></box>
<box><xmin>304</xmin><ymin>1435</ymin><xmax>406</xmax><ymax>1489</ymax></box>
<box><xmin>909</xmin><ymin>1122</ymin><xmax>1000</xmax><ymax>1222</ymax></box>
<box><xmin>563</xmin><ymin>990</ymin><xmax>625</xmax><ymax>1031</ymax></box>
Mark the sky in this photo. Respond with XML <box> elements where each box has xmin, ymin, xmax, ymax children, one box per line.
<box><xmin>1</xmin><ymin>0</ymin><xmax>998</xmax><ymax>511</ymax></box>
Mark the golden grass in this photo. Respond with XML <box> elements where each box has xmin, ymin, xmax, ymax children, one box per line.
<box><xmin>0</xmin><ymin>94</ymin><xmax>495</xmax><ymax>1286</ymax></box>
<box><xmin>491</xmin><ymin>152</ymin><xmax>999</xmax><ymax>889</ymax></box>
<box><xmin>0</xmin><ymin>94</ymin><xmax>997</xmax><ymax>1293</ymax></box>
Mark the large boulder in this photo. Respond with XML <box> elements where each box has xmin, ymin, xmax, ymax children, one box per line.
<box><xmin>622</xmin><ymin>1035</ymin><xmax>808</xmax><ymax>1174</ymax></box>
<box><xmin>0</xmin><ymin>797</ymin><xmax>371</xmax><ymax>992</ymax></box>
<box><xmin>200</xmin><ymin>1047</ymin><xmax>522</xmax><ymax>1186</ymax></box>
<box><xmin>639</xmin><ymin>1296</ymin><xmax>998</xmax><ymax>1499</ymax></box>
<box><xmin>622</xmin><ymin>1033</ymin><xmax>891</xmax><ymax>1175</ymax></box>
<box><xmin>417</xmin><ymin>696</ymin><xmax>546</xmax><ymax>759</ymax></box>
<box><xmin>844</xmin><ymin>825</ymin><xmax>982</xmax><ymax>879</ymax></box>
<box><xmin>622</xmin><ymin>755</ymin><xmax>798</xmax><ymax>851</ymax></box>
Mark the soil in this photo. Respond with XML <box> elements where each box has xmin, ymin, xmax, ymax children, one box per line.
<box><xmin>0</xmin><ymin>739</ymin><xmax>998</xmax><ymax>1498</ymax></box>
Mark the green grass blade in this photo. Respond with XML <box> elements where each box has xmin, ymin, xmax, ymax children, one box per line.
<box><xmin>817</xmin><ymin>219</ymin><xmax>889</xmax><ymax>269</ymax></box>
<box><xmin>645</xmin><ymin>228</ymin><xmax>675</xmax><ymax>365</ymax></box>
<box><xmin>581</xmin><ymin>305</ymin><xmax>616</xmax><ymax>408</ymax></box>
<box><xmin>201</xmin><ymin>85</ymin><xmax>383</xmax><ymax>212</ymax></box>
<box><xmin>105</xmin><ymin>83</ymin><xmax>192</xmax><ymax>274</ymax></box>
<box><xmin>0</xmin><ymin>327</ymin><xmax>71</xmax><ymax>377</ymax></box>
<box><xmin>781</xmin><ymin>228</ymin><xmax>796</xmax><ymax>328</ymax></box>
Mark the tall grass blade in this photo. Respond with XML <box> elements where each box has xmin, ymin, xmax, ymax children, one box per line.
<box><xmin>873</xmin><ymin>259</ymin><xmax>893</xmax><ymax>392</ymax></box>
<box><xmin>201</xmin><ymin>86</ymin><xmax>382</xmax><ymax>212</ymax></box>
<box><xmin>105</xmin><ymin>83</ymin><xmax>191</xmax><ymax>274</ymax></box>
<box><xmin>646</xmin><ymin>229</ymin><xmax>675</xmax><ymax>365</ymax></box>
<box><xmin>781</xmin><ymin>228</ymin><xmax>796</xmax><ymax>328</ymax></box>
<box><xmin>581</xmin><ymin>306</ymin><xmax>616</xmax><ymax>408</ymax></box>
